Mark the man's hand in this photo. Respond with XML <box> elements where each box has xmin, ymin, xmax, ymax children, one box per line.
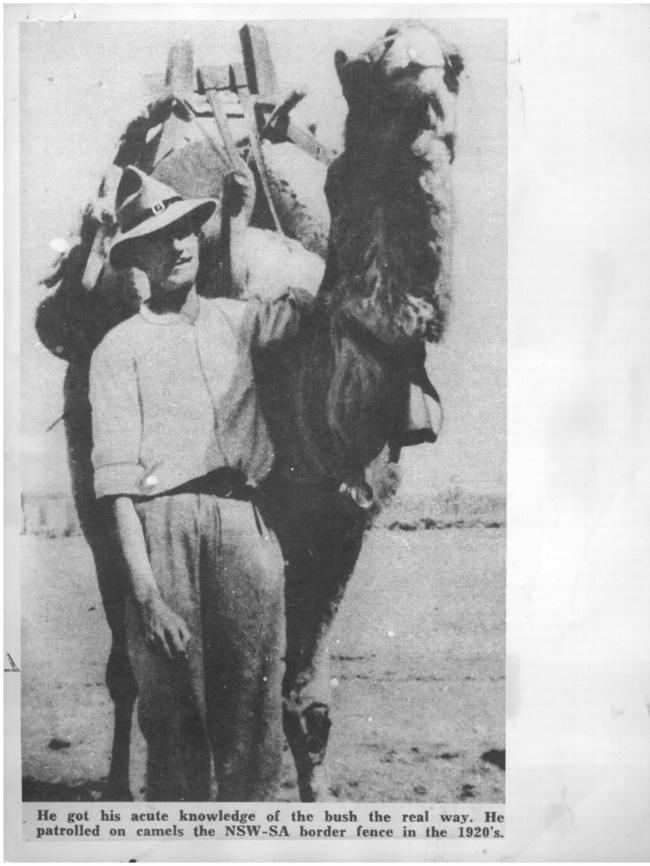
<box><xmin>110</xmin><ymin>498</ymin><xmax>192</xmax><ymax>658</ymax></box>
<box><xmin>223</xmin><ymin>163</ymin><xmax>256</xmax><ymax>219</ymax></box>
<box><xmin>140</xmin><ymin>596</ymin><xmax>192</xmax><ymax>658</ymax></box>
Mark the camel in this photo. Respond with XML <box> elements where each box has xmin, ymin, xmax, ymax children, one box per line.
<box><xmin>257</xmin><ymin>22</ymin><xmax>463</xmax><ymax>799</ymax></box>
<box><xmin>35</xmin><ymin>21</ymin><xmax>462</xmax><ymax>801</ymax></box>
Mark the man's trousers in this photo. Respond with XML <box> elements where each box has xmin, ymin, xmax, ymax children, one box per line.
<box><xmin>127</xmin><ymin>492</ymin><xmax>286</xmax><ymax>801</ymax></box>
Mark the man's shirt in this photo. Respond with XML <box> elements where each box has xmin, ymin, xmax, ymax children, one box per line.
<box><xmin>89</xmin><ymin>291</ymin><xmax>311</xmax><ymax>498</ymax></box>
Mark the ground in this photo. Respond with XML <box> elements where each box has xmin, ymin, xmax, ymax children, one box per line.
<box><xmin>20</xmin><ymin>526</ymin><xmax>505</xmax><ymax>803</ymax></box>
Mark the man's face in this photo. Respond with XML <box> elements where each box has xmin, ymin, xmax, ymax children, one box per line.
<box><xmin>134</xmin><ymin>216</ymin><xmax>200</xmax><ymax>295</ymax></box>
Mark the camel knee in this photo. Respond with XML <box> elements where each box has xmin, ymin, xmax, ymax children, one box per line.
<box><xmin>106</xmin><ymin>645</ymin><xmax>137</xmax><ymax>707</ymax></box>
<box><xmin>283</xmin><ymin>698</ymin><xmax>332</xmax><ymax>767</ymax></box>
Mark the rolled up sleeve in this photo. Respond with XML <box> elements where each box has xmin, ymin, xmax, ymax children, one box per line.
<box><xmin>89</xmin><ymin>336</ymin><xmax>143</xmax><ymax>498</ymax></box>
<box><xmin>248</xmin><ymin>288</ymin><xmax>315</xmax><ymax>350</ymax></box>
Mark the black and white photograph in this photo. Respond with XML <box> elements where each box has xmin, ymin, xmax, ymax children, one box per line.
<box><xmin>5</xmin><ymin>3</ymin><xmax>650</xmax><ymax>862</ymax></box>
<box><xmin>17</xmin><ymin>11</ymin><xmax>506</xmax><ymax>806</ymax></box>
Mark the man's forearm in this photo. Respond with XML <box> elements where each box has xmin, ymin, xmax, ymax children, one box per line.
<box><xmin>111</xmin><ymin>496</ymin><xmax>160</xmax><ymax>604</ymax></box>
<box><xmin>110</xmin><ymin>496</ymin><xmax>191</xmax><ymax>656</ymax></box>
<box><xmin>253</xmin><ymin>288</ymin><xmax>315</xmax><ymax>349</ymax></box>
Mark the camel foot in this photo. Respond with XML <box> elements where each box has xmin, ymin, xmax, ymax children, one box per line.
<box><xmin>284</xmin><ymin>702</ymin><xmax>333</xmax><ymax>802</ymax></box>
<box><xmin>297</xmin><ymin>762</ymin><xmax>330</xmax><ymax>802</ymax></box>
<box><xmin>102</xmin><ymin>777</ymin><xmax>133</xmax><ymax>802</ymax></box>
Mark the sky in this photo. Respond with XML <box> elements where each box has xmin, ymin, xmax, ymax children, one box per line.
<box><xmin>18</xmin><ymin>15</ymin><xmax>506</xmax><ymax>496</ymax></box>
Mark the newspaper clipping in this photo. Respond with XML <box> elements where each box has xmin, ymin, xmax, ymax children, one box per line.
<box><xmin>5</xmin><ymin>3</ymin><xmax>650</xmax><ymax>862</ymax></box>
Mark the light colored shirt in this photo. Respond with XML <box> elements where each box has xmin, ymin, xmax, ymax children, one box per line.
<box><xmin>89</xmin><ymin>291</ymin><xmax>311</xmax><ymax>498</ymax></box>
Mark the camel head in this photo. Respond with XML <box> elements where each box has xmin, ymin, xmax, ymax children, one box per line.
<box><xmin>335</xmin><ymin>21</ymin><xmax>462</xmax><ymax>153</ymax></box>
<box><xmin>326</xmin><ymin>22</ymin><xmax>463</xmax><ymax>347</ymax></box>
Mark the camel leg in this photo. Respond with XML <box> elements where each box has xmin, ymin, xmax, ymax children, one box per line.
<box><xmin>77</xmin><ymin>496</ymin><xmax>137</xmax><ymax>801</ymax></box>
<box><xmin>282</xmin><ymin>561</ymin><xmax>347</xmax><ymax>801</ymax></box>
<box><xmin>283</xmin><ymin>522</ymin><xmax>365</xmax><ymax>801</ymax></box>
<box><xmin>264</xmin><ymin>482</ymin><xmax>365</xmax><ymax>801</ymax></box>
<box><xmin>67</xmin><ymin>506</ymin><xmax>137</xmax><ymax>800</ymax></box>
<box><xmin>60</xmin><ymin>314</ymin><xmax>142</xmax><ymax>801</ymax></box>
<box><xmin>103</xmin><ymin>642</ymin><xmax>137</xmax><ymax>801</ymax></box>
<box><xmin>91</xmin><ymin>543</ymin><xmax>138</xmax><ymax>802</ymax></box>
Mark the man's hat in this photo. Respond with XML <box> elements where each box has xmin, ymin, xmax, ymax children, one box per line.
<box><xmin>109</xmin><ymin>166</ymin><xmax>217</xmax><ymax>269</ymax></box>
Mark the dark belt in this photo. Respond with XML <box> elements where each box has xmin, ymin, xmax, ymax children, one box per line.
<box><xmin>164</xmin><ymin>468</ymin><xmax>258</xmax><ymax>501</ymax></box>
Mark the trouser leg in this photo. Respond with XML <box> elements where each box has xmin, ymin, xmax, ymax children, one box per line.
<box><xmin>128</xmin><ymin>607</ymin><xmax>212</xmax><ymax>801</ymax></box>
<box><xmin>200</xmin><ymin>498</ymin><xmax>286</xmax><ymax>801</ymax></box>
<box><xmin>127</xmin><ymin>496</ymin><xmax>211</xmax><ymax>802</ymax></box>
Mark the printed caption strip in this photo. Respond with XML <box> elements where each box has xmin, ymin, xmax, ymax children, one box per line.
<box><xmin>25</xmin><ymin>804</ymin><xmax>504</xmax><ymax>842</ymax></box>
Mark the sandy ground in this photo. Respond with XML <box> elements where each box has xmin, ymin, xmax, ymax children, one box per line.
<box><xmin>21</xmin><ymin>527</ymin><xmax>505</xmax><ymax>803</ymax></box>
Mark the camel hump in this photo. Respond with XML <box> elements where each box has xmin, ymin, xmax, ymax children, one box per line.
<box><xmin>262</xmin><ymin>142</ymin><xmax>330</xmax><ymax>259</ymax></box>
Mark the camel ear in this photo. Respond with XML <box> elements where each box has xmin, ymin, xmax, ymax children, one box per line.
<box><xmin>334</xmin><ymin>49</ymin><xmax>348</xmax><ymax>79</ymax></box>
<box><xmin>443</xmin><ymin>51</ymin><xmax>464</xmax><ymax>94</ymax></box>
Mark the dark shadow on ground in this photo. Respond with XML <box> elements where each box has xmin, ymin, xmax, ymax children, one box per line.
<box><xmin>481</xmin><ymin>748</ymin><xmax>505</xmax><ymax>771</ymax></box>
<box><xmin>23</xmin><ymin>777</ymin><xmax>105</xmax><ymax>802</ymax></box>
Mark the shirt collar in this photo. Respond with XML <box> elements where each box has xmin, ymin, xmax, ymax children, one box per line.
<box><xmin>139</xmin><ymin>295</ymin><xmax>202</xmax><ymax>326</ymax></box>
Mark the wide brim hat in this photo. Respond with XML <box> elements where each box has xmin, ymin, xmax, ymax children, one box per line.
<box><xmin>109</xmin><ymin>166</ymin><xmax>217</xmax><ymax>270</ymax></box>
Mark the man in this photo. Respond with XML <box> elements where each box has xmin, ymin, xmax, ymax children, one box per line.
<box><xmin>89</xmin><ymin>165</ymin><xmax>313</xmax><ymax>801</ymax></box>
